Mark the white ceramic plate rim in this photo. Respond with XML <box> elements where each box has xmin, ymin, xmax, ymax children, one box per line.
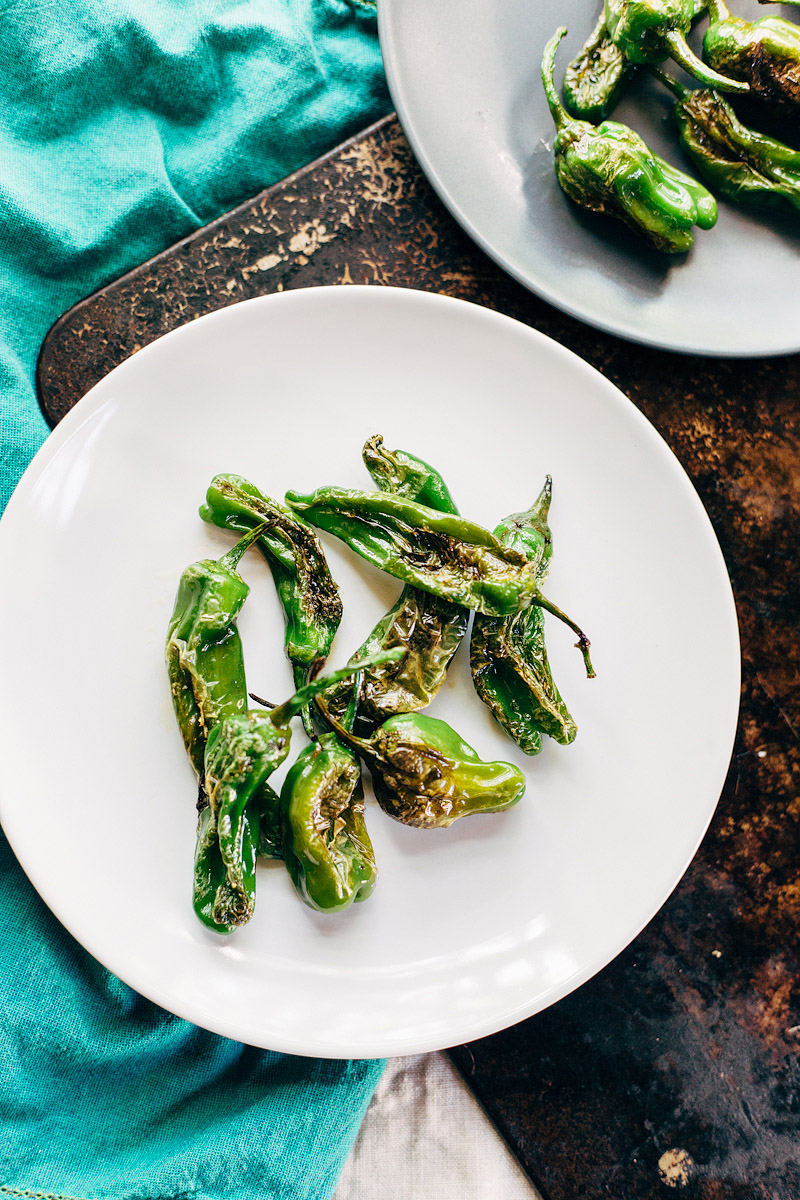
<box><xmin>0</xmin><ymin>288</ymin><xmax>741</xmax><ymax>1056</ymax></box>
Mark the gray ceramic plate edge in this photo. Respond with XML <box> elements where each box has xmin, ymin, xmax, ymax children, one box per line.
<box><xmin>378</xmin><ymin>0</ymin><xmax>800</xmax><ymax>358</ymax></box>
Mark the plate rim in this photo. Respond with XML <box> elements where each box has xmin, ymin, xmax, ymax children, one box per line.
<box><xmin>0</xmin><ymin>285</ymin><xmax>742</xmax><ymax>1056</ymax></box>
<box><xmin>377</xmin><ymin>0</ymin><xmax>800</xmax><ymax>359</ymax></box>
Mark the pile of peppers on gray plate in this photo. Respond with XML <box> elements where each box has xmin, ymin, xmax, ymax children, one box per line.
<box><xmin>544</xmin><ymin>1</ymin><xmax>800</xmax><ymax>252</ymax></box>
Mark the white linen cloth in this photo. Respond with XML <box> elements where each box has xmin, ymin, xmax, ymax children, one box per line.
<box><xmin>334</xmin><ymin>1052</ymin><xmax>542</xmax><ymax>1199</ymax></box>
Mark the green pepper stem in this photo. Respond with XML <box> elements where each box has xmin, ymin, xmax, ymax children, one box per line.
<box><xmin>541</xmin><ymin>26</ymin><xmax>572</xmax><ymax>131</ymax></box>
<box><xmin>312</xmin><ymin>694</ymin><xmax>376</xmax><ymax>760</ymax></box>
<box><xmin>219</xmin><ymin>521</ymin><xmax>270</xmax><ymax>571</ymax></box>
<box><xmin>269</xmin><ymin>649</ymin><xmax>405</xmax><ymax>729</ymax></box>
<box><xmin>529</xmin><ymin>475</ymin><xmax>552</xmax><ymax>524</ymax></box>
<box><xmin>649</xmin><ymin>65</ymin><xmax>690</xmax><ymax>100</ymax></box>
<box><xmin>532</xmin><ymin>595</ymin><xmax>596</xmax><ymax>679</ymax></box>
<box><xmin>664</xmin><ymin>30</ymin><xmax>748</xmax><ymax>92</ymax></box>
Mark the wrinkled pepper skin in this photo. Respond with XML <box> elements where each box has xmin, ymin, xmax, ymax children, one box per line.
<box><xmin>364</xmin><ymin>714</ymin><xmax>526</xmax><ymax>829</ymax></box>
<box><xmin>281</xmin><ymin>733</ymin><xmax>377</xmax><ymax>913</ymax></box>
<box><xmin>256</xmin><ymin>782</ymin><xmax>283</xmax><ymax>859</ymax></box>
<box><xmin>340</xmin><ymin>591</ymin><xmax>469</xmax><ymax>732</ymax></box>
<box><xmin>658</xmin><ymin>72</ymin><xmax>800</xmax><ymax>210</ymax></box>
<box><xmin>200</xmin><ymin>474</ymin><xmax>343</xmax><ymax>735</ymax></box>
<box><xmin>471</xmin><ymin>479</ymin><xmax>578</xmax><ymax>756</ymax></box>
<box><xmin>195</xmin><ymin>710</ymin><xmax>291</xmax><ymax>932</ymax></box>
<box><xmin>193</xmin><ymin>802</ymin><xmax>260</xmax><ymax>934</ymax></box>
<box><xmin>605</xmin><ymin>0</ymin><xmax>748</xmax><ymax>88</ymax></box>
<box><xmin>543</xmin><ymin>27</ymin><xmax>718</xmax><ymax>254</ymax></box>
<box><xmin>166</xmin><ymin>526</ymin><xmax>265</xmax><ymax>782</ymax></box>
<box><xmin>189</xmin><ymin>649</ymin><xmax>402</xmax><ymax>932</ymax></box>
<box><xmin>704</xmin><ymin>0</ymin><xmax>800</xmax><ymax>114</ymax></box>
<box><xmin>285</xmin><ymin>485</ymin><xmax>544</xmax><ymax>617</ymax></box>
<box><xmin>564</xmin><ymin>13</ymin><xmax>636</xmax><ymax>121</ymax></box>
<box><xmin>321</xmin><ymin>437</ymin><xmax>468</xmax><ymax>734</ymax></box>
<box><xmin>362</xmin><ymin>435</ymin><xmax>459</xmax><ymax>513</ymax></box>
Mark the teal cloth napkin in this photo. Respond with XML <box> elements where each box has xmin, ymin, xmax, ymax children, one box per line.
<box><xmin>0</xmin><ymin>2</ymin><xmax>389</xmax><ymax>1197</ymax></box>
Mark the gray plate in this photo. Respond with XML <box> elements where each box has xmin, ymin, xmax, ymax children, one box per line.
<box><xmin>379</xmin><ymin>0</ymin><xmax>800</xmax><ymax>356</ymax></box>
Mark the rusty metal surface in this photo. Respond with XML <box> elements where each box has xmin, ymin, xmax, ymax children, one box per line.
<box><xmin>37</xmin><ymin>114</ymin><xmax>800</xmax><ymax>1200</ymax></box>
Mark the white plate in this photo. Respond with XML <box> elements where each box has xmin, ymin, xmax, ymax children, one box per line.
<box><xmin>0</xmin><ymin>287</ymin><xmax>739</xmax><ymax>1057</ymax></box>
<box><xmin>379</xmin><ymin>0</ymin><xmax>800</xmax><ymax>356</ymax></box>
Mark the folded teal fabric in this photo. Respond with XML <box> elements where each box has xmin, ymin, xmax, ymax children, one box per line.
<box><xmin>0</xmin><ymin>3</ymin><xmax>389</xmax><ymax>1197</ymax></box>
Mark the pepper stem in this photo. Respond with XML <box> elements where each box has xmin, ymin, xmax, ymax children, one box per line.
<box><xmin>312</xmin><ymin>695</ymin><xmax>376</xmax><ymax>760</ymax></box>
<box><xmin>664</xmin><ymin>30</ymin><xmax>748</xmax><ymax>92</ymax></box>
<box><xmin>219</xmin><ymin>521</ymin><xmax>270</xmax><ymax>571</ymax></box>
<box><xmin>541</xmin><ymin>27</ymin><xmax>573</xmax><ymax>131</ymax></box>
<box><xmin>528</xmin><ymin>475</ymin><xmax>553</xmax><ymax>524</ymax></box>
<box><xmin>532</xmin><ymin>595</ymin><xmax>596</xmax><ymax>679</ymax></box>
<box><xmin>649</xmin><ymin>65</ymin><xmax>689</xmax><ymax>100</ymax></box>
<box><xmin>269</xmin><ymin>649</ymin><xmax>405</xmax><ymax>728</ymax></box>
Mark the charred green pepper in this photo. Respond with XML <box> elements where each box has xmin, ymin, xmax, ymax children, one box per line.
<box><xmin>605</xmin><ymin>0</ymin><xmax>748</xmax><ymax>89</ymax></box>
<box><xmin>543</xmin><ymin>27</ymin><xmax>718</xmax><ymax>254</ymax></box>
<box><xmin>654</xmin><ymin>68</ymin><xmax>800</xmax><ymax>211</ymax></box>
<box><xmin>564</xmin><ymin>1</ymin><xmax>710</xmax><ymax>120</ymax></box>
<box><xmin>704</xmin><ymin>0</ymin><xmax>800</xmax><ymax>114</ymax></box>
<box><xmin>471</xmin><ymin>479</ymin><xmax>581</xmax><ymax>756</ymax></box>
<box><xmin>200</xmin><ymin>474</ymin><xmax>343</xmax><ymax>736</ymax></box>
<box><xmin>280</xmin><ymin>733</ymin><xmax>376</xmax><ymax>913</ymax></box>
<box><xmin>564</xmin><ymin>13</ymin><xmax>636</xmax><ymax>122</ymax></box>
<box><xmin>286</xmin><ymin>481</ymin><xmax>588</xmax><ymax>632</ymax></box>
<box><xmin>318</xmin><ymin>704</ymin><xmax>526</xmax><ymax>829</ymax></box>
<box><xmin>321</xmin><ymin>437</ymin><xmax>468</xmax><ymax>734</ymax></box>
<box><xmin>193</xmin><ymin>650</ymin><xmax>402</xmax><ymax>933</ymax></box>
<box><xmin>165</xmin><ymin>524</ymin><xmax>266</xmax><ymax>785</ymax></box>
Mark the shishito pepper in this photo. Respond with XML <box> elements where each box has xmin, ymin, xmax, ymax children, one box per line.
<box><xmin>193</xmin><ymin>651</ymin><xmax>403</xmax><ymax>933</ymax></box>
<box><xmin>321</xmin><ymin>437</ymin><xmax>468</xmax><ymax>734</ymax></box>
<box><xmin>165</xmin><ymin>523</ymin><xmax>266</xmax><ymax>785</ymax></box>
<box><xmin>286</xmin><ymin>482</ymin><xmax>576</xmax><ymax>620</ymax></box>
<box><xmin>564</xmin><ymin>1</ymin><xmax>710</xmax><ymax>120</ymax></box>
<box><xmin>317</xmin><ymin>703</ymin><xmax>527</xmax><ymax>829</ymax></box>
<box><xmin>564</xmin><ymin>13</ymin><xmax>635</xmax><ymax>122</ymax></box>
<box><xmin>703</xmin><ymin>0</ymin><xmax>800</xmax><ymax>114</ymax></box>
<box><xmin>654</xmin><ymin>68</ymin><xmax>800</xmax><ymax>211</ymax></box>
<box><xmin>471</xmin><ymin>479</ymin><xmax>581</xmax><ymax>756</ymax></box>
<box><xmin>280</xmin><ymin>733</ymin><xmax>376</xmax><ymax>913</ymax></box>
<box><xmin>200</xmin><ymin>473</ymin><xmax>343</xmax><ymax>736</ymax></box>
<box><xmin>543</xmin><ymin>27</ymin><xmax>718</xmax><ymax>254</ymax></box>
<box><xmin>362</xmin><ymin>434</ymin><xmax>459</xmax><ymax>512</ymax></box>
<box><xmin>604</xmin><ymin>0</ymin><xmax>748</xmax><ymax>89</ymax></box>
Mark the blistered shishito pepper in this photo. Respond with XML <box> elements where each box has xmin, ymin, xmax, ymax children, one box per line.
<box><xmin>200</xmin><ymin>474</ymin><xmax>343</xmax><ymax>736</ymax></box>
<box><xmin>165</xmin><ymin>524</ymin><xmax>266</xmax><ymax>786</ymax></box>
<box><xmin>564</xmin><ymin>14</ymin><xmax>635</xmax><ymax>121</ymax></box>
<box><xmin>471</xmin><ymin>479</ymin><xmax>581</xmax><ymax>756</ymax></box>
<box><xmin>564</xmin><ymin>0</ymin><xmax>710</xmax><ymax>121</ymax></box>
<box><xmin>193</xmin><ymin>651</ymin><xmax>403</xmax><ymax>932</ymax></box>
<box><xmin>703</xmin><ymin>0</ymin><xmax>800</xmax><ymax>114</ymax></box>
<box><xmin>317</xmin><ymin>703</ymin><xmax>526</xmax><ymax>829</ymax></box>
<box><xmin>654</xmin><ymin>68</ymin><xmax>800</xmax><ymax>211</ymax></box>
<box><xmin>194</xmin><ymin>710</ymin><xmax>283</xmax><ymax>932</ymax></box>
<box><xmin>287</xmin><ymin>483</ymin><xmax>569</xmax><ymax>618</ymax></box>
<box><xmin>362</xmin><ymin>435</ymin><xmax>459</xmax><ymax>512</ymax></box>
<box><xmin>605</xmin><ymin>0</ymin><xmax>748</xmax><ymax>89</ymax></box>
<box><xmin>280</xmin><ymin>733</ymin><xmax>377</xmax><ymax>913</ymax></box>
<box><xmin>543</xmin><ymin>27</ymin><xmax>718</xmax><ymax>254</ymax></box>
<box><xmin>321</xmin><ymin>437</ymin><xmax>468</xmax><ymax>734</ymax></box>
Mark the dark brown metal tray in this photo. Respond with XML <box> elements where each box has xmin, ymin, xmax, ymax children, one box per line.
<box><xmin>38</xmin><ymin>114</ymin><xmax>800</xmax><ymax>1200</ymax></box>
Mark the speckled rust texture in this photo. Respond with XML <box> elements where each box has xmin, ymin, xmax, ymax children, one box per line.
<box><xmin>37</xmin><ymin>115</ymin><xmax>800</xmax><ymax>1200</ymax></box>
